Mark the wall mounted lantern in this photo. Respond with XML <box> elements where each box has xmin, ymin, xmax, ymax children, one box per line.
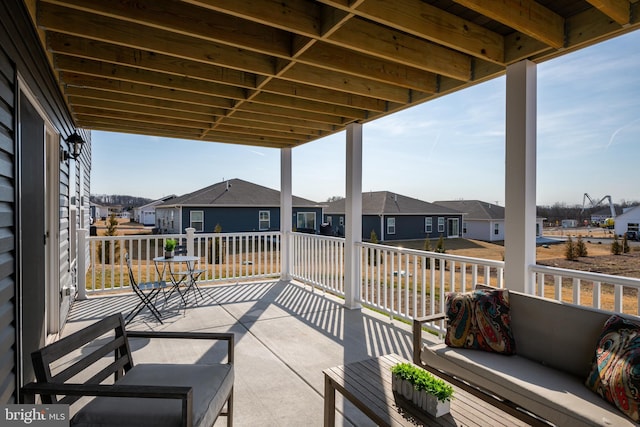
<box><xmin>63</xmin><ymin>131</ymin><xmax>86</xmax><ymax>161</ymax></box>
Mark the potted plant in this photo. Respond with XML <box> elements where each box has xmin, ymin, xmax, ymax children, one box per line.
<box><xmin>164</xmin><ymin>238</ymin><xmax>177</xmax><ymax>258</ymax></box>
<box><xmin>391</xmin><ymin>362</ymin><xmax>453</xmax><ymax>418</ymax></box>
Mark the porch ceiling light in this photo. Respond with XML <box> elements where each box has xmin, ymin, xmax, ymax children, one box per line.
<box><xmin>63</xmin><ymin>131</ymin><xmax>86</xmax><ymax>161</ymax></box>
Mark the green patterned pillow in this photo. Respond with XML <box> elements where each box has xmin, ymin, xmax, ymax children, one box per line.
<box><xmin>444</xmin><ymin>288</ymin><xmax>516</xmax><ymax>355</ymax></box>
<box><xmin>585</xmin><ymin>315</ymin><xmax>640</xmax><ymax>422</ymax></box>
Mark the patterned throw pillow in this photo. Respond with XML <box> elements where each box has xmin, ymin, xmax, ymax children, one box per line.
<box><xmin>444</xmin><ymin>288</ymin><xmax>516</xmax><ymax>355</ymax></box>
<box><xmin>585</xmin><ymin>315</ymin><xmax>640</xmax><ymax>422</ymax></box>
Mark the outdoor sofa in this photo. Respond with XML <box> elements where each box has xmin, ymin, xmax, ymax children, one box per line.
<box><xmin>413</xmin><ymin>285</ymin><xmax>640</xmax><ymax>426</ymax></box>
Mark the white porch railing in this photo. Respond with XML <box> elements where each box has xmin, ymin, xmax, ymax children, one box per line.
<box><xmin>86</xmin><ymin>232</ymin><xmax>281</xmax><ymax>294</ymax></box>
<box><xmin>84</xmin><ymin>232</ymin><xmax>640</xmax><ymax>318</ymax></box>
<box><xmin>358</xmin><ymin>242</ymin><xmax>505</xmax><ymax>322</ymax></box>
<box><xmin>531</xmin><ymin>264</ymin><xmax>640</xmax><ymax>315</ymax></box>
<box><xmin>291</xmin><ymin>232</ymin><xmax>345</xmax><ymax>295</ymax></box>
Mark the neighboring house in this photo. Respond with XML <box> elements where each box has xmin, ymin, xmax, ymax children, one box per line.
<box><xmin>324</xmin><ymin>192</ymin><xmax>463</xmax><ymax>241</ymax></box>
<box><xmin>1</xmin><ymin>3</ymin><xmax>92</xmax><ymax>401</ymax></box>
<box><xmin>434</xmin><ymin>200</ymin><xmax>545</xmax><ymax>242</ymax></box>
<box><xmin>134</xmin><ymin>195</ymin><xmax>176</xmax><ymax>225</ymax></box>
<box><xmin>155</xmin><ymin>178</ymin><xmax>323</xmax><ymax>234</ymax></box>
<box><xmin>614</xmin><ymin>205</ymin><xmax>640</xmax><ymax>236</ymax></box>
<box><xmin>90</xmin><ymin>202</ymin><xmax>109</xmax><ymax>221</ymax></box>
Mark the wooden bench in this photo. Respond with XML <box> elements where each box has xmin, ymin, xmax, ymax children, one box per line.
<box><xmin>20</xmin><ymin>313</ymin><xmax>234</xmax><ymax>427</ymax></box>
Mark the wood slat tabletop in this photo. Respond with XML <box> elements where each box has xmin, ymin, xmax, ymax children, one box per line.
<box><xmin>323</xmin><ymin>354</ymin><xmax>529</xmax><ymax>427</ymax></box>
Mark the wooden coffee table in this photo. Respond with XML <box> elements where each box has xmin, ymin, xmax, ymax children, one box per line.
<box><xmin>323</xmin><ymin>354</ymin><xmax>529</xmax><ymax>427</ymax></box>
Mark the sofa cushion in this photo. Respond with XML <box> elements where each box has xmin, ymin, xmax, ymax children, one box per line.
<box><xmin>585</xmin><ymin>315</ymin><xmax>640</xmax><ymax>422</ymax></box>
<box><xmin>508</xmin><ymin>292</ymin><xmax>613</xmax><ymax>378</ymax></box>
<box><xmin>421</xmin><ymin>343</ymin><xmax>636</xmax><ymax>427</ymax></box>
<box><xmin>444</xmin><ymin>289</ymin><xmax>515</xmax><ymax>355</ymax></box>
<box><xmin>72</xmin><ymin>363</ymin><xmax>233</xmax><ymax>427</ymax></box>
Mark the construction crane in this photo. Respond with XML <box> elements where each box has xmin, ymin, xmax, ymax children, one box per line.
<box><xmin>582</xmin><ymin>193</ymin><xmax>616</xmax><ymax>228</ymax></box>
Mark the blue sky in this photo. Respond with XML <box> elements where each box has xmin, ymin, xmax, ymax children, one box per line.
<box><xmin>91</xmin><ymin>30</ymin><xmax>640</xmax><ymax>207</ymax></box>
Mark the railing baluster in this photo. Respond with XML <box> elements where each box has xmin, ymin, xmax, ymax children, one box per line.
<box><xmin>573</xmin><ymin>278</ymin><xmax>581</xmax><ymax>305</ymax></box>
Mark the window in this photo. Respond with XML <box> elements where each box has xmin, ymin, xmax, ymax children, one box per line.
<box><xmin>494</xmin><ymin>223</ymin><xmax>499</xmax><ymax>235</ymax></box>
<box><xmin>438</xmin><ymin>217</ymin><xmax>445</xmax><ymax>233</ymax></box>
<box><xmin>425</xmin><ymin>217</ymin><xmax>432</xmax><ymax>233</ymax></box>
<box><xmin>629</xmin><ymin>223</ymin><xmax>639</xmax><ymax>232</ymax></box>
<box><xmin>387</xmin><ymin>217</ymin><xmax>396</xmax><ymax>235</ymax></box>
<box><xmin>339</xmin><ymin>216</ymin><xmax>344</xmax><ymax>226</ymax></box>
<box><xmin>259</xmin><ymin>210</ymin><xmax>270</xmax><ymax>230</ymax></box>
<box><xmin>297</xmin><ymin>212</ymin><xmax>316</xmax><ymax>230</ymax></box>
<box><xmin>190</xmin><ymin>210</ymin><xmax>204</xmax><ymax>232</ymax></box>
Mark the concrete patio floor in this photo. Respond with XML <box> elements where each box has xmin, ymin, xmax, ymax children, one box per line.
<box><xmin>64</xmin><ymin>280</ymin><xmax>420</xmax><ymax>426</ymax></box>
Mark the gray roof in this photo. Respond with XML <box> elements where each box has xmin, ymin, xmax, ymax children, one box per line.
<box><xmin>434</xmin><ymin>200</ymin><xmax>504</xmax><ymax>221</ymax></box>
<box><xmin>325</xmin><ymin>192</ymin><xmax>460</xmax><ymax>215</ymax></box>
<box><xmin>159</xmin><ymin>178</ymin><xmax>319</xmax><ymax>207</ymax></box>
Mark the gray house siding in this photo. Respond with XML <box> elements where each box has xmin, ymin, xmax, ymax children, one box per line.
<box><xmin>326</xmin><ymin>214</ymin><xmax>463</xmax><ymax>241</ymax></box>
<box><xmin>0</xmin><ymin>36</ymin><xmax>16</xmax><ymax>405</ymax></box>
<box><xmin>363</xmin><ymin>216</ymin><xmax>381</xmax><ymax>240</ymax></box>
<box><xmin>1</xmin><ymin>1</ymin><xmax>81</xmax><ymax>403</ymax></box>
<box><xmin>383</xmin><ymin>215</ymin><xmax>462</xmax><ymax>241</ymax></box>
<box><xmin>180</xmin><ymin>207</ymin><xmax>323</xmax><ymax>233</ymax></box>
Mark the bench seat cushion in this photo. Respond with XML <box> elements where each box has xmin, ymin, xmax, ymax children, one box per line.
<box><xmin>72</xmin><ymin>363</ymin><xmax>233</xmax><ymax>427</ymax></box>
<box><xmin>421</xmin><ymin>343</ymin><xmax>637</xmax><ymax>427</ymax></box>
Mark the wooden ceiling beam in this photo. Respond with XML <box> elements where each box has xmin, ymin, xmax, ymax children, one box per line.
<box><xmin>211</xmin><ymin>124</ymin><xmax>312</xmax><ymax>142</ymax></box>
<box><xmin>298</xmin><ymin>42</ymin><xmax>438</xmax><ymax>93</ymax></box>
<box><xmin>38</xmin><ymin>2</ymin><xmax>277</xmax><ymax>75</ymax></box>
<box><xmin>453</xmin><ymin>0</ymin><xmax>565</xmax><ymax>49</ymax></box>
<box><xmin>46</xmin><ymin>32</ymin><xmax>258</xmax><ymax>89</ymax></box>
<box><xmin>218</xmin><ymin>117</ymin><xmax>322</xmax><ymax>137</ymax></box>
<box><xmin>41</xmin><ymin>0</ymin><xmax>293</xmax><ymax>57</ymax></box>
<box><xmin>249</xmin><ymin>91</ymin><xmax>367</xmax><ymax>120</ymax></box>
<box><xmin>280</xmin><ymin>63</ymin><xmax>412</xmax><ymax>104</ymax></box>
<box><xmin>328</xmin><ymin>17</ymin><xmax>471</xmax><ymax>81</ymax></box>
<box><xmin>49</xmin><ymin>33</ymin><xmax>382</xmax><ymax>112</ymax></box>
<box><xmin>229</xmin><ymin>110</ymin><xmax>336</xmax><ymax>133</ymax></box>
<box><xmin>76</xmin><ymin>120</ymin><xmax>206</xmax><ymax>139</ymax></box>
<box><xmin>64</xmin><ymin>86</ymin><xmax>225</xmax><ymax>117</ymax></box>
<box><xmin>182</xmin><ymin>0</ymin><xmax>472</xmax><ymax>83</ymax></box>
<box><xmin>183</xmin><ymin>0</ymin><xmax>322</xmax><ymax>37</ymax></box>
<box><xmin>237</xmin><ymin>102</ymin><xmax>346</xmax><ymax>126</ymax></box>
<box><xmin>59</xmin><ymin>72</ymin><xmax>235</xmax><ymax>109</ymax></box>
<box><xmin>76</xmin><ymin>114</ymin><xmax>208</xmax><ymax>135</ymax></box>
<box><xmin>72</xmin><ymin>106</ymin><xmax>212</xmax><ymax>130</ymax></box>
<box><xmin>68</xmin><ymin>96</ymin><xmax>217</xmax><ymax>125</ymax></box>
<box><xmin>320</xmin><ymin>0</ymin><xmax>504</xmax><ymax>64</ymax></box>
<box><xmin>54</xmin><ymin>55</ymin><xmax>246</xmax><ymax>100</ymax></box>
<box><xmin>260</xmin><ymin>79</ymin><xmax>388</xmax><ymax>112</ymax></box>
<box><xmin>198</xmin><ymin>130</ymin><xmax>301</xmax><ymax>147</ymax></box>
<box><xmin>585</xmin><ymin>0</ymin><xmax>631</xmax><ymax>26</ymax></box>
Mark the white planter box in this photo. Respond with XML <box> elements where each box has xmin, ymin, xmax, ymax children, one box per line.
<box><xmin>392</xmin><ymin>374</ymin><xmax>451</xmax><ymax>418</ymax></box>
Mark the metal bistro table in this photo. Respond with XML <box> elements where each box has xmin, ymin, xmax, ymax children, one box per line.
<box><xmin>153</xmin><ymin>255</ymin><xmax>201</xmax><ymax>305</ymax></box>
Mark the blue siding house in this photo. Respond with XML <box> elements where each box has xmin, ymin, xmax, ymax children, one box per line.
<box><xmin>324</xmin><ymin>191</ymin><xmax>463</xmax><ymax>241</ymax></box>
<box><xmin>155</xmin><ymin>178</ymin><xmax>323</xmax><ymax>234</ymax></box>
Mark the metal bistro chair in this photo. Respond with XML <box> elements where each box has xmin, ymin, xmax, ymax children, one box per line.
<box><xmin>124</xmin><ymin>253</ymin><xmax>168</xmax><ymax>325</ymax></box>
<box><xmin>173</xmin><ymin>244</ymin><xmax>205</xmax><ymax>301</ymax></box>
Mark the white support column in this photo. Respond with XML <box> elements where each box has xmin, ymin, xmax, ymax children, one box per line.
<box><xmin>504</xmin><ymin>60</ymin><xmax>537</xmax><ymax>294</ymax></box>
<box><xmin>280</xmin><ymin>147</ymin><xmax>293</xmax><ymax>280</ymax></box>
<box><xmin>77</xmin><ymin>228</ymin><xmax>88</xmax><ymax>300</ymax></box>
<box><xmin>185</xmin><ymin>227</ymin><xmax>195</xmax><ymax>256</ymax></box>
<box><xmin>345</xmin><ymin>123</ymin><xmax>363</xmax><ymax>309</ymax></box>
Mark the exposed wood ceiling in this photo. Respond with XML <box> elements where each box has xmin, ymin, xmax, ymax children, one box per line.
<box><xmin>27</xmin><ymin>0</ymin><xmax>640</xmax><ymax>149</ymax></box>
